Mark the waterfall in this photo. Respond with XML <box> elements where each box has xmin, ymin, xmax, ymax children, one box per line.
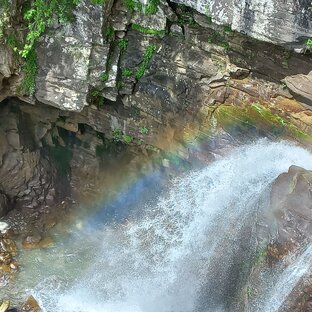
<box><xmin>27</xmin><ymin>139</ymin><xmax>312</xmax><ymax>312</ymax></box>
<box><xmin>259</xmin><ymin>244</ymin><xmax>312</xmax><ymax>312</ymax></box>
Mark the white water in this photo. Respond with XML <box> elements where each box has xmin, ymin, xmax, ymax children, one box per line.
<box><xmin>25</xmin><ymin>140</ymin><xmax>312</xmax><ymax>312</ymax></box>
<box><xmin>260</xmin><ymin>244</ymin><xmax>312</xmax><ymax>312</ymax></box>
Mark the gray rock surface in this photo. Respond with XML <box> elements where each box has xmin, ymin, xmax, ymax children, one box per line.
<box><xmin>35</xmin><ymin>0</ymin><xmax>104</xmax><ymax>111</ymax></box>
<box><xmin>284</xmin><ymin>71</ymin><xmax>312</xmax><ymax>105</ymax></box>
<box><xmin>172</xmin><ymin>0</ymin><xmax>312</xmax><ymax>47</ymax></box>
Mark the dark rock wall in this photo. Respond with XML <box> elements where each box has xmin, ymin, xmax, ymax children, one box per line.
<box><xmin>0</xmin><ymin>100</ymin><xmax>56</xmax><ymax>214</ymax></box>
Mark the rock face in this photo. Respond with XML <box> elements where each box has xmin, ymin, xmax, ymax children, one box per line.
<box><xmin>284</xmin><ymin>71</ymin><xmax>312</xmax><ymax>105</ymax></box>
<box><xmin>0</xmin><ymin>101</ymin><xmax>57</xmax><ymax>216</ymax></box>
<box><xmin>1</xmin><ymin>0</ymin><xmax>312</xmax><ymax>113</ymax></box>
<box><xmin>35</xmin><ymin>1</ymin><xmax>104</xmax><ymax>111</ymax></box>
<box><xmin>270</xmin><ymin>165</ymin><xmax>312</xmax><ymax>244</ymax></box>
<box><xmin>172</xmin><ymin>0</ymin><xmax>312</xmax><ymax>47</ymax></box>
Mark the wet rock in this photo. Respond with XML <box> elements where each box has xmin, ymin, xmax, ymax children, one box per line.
<box><xmin>22</xmin><ymin>234</ymin><xmax>54</xmax><ymax>250</ymax></box>
<box><xmin>0</xmin><ymin>300</ymin><xmax>10</xmax><ymax>312</ymax></box>
<box><xmin>0</xmin><ymin>238</ymin><xmax>17</xmax><ymax>256</ymax></box>
<box><xmin>0</xmin><ymin>252</ymin><xmax>12</xmax><ymax>265</ymax></box>
<box><xmin>21</xmin><ymin>296</ymin><xmax>41</xmax><ymax>312</ymax></box>
<box><xmin>22</xmin><ymin>234</ymin><xmax>42</xmax><ymax>250</ymax></box>
<box><xmin>0</xmin><ymin>236</ymin><xmax>17</xmax><ymax>274</ymax></box>
<box><xmin>38</xmin><ymin>237</ymin><xmax>54</xmax><ymax>249</ymax></box>
<box><xmin>0</xmin><ymin>222</ymin><xmax>9</xmax><ymax>234</ymax></box>
<box><xmin>270</xmin><ymin>165</ymin><xmax>312</xmax><ymax>244</ymax></box>
<box><xmin>266</xmin><ymin>241</ymin><xmax>297</xmax><ymax>266</ymax></box>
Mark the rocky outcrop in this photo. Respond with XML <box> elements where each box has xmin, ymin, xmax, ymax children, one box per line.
<box><xmin>35</xmin><ymin>1</ymin><xmax>104</xmax><ymax>111</ymax></box>
<box><xmin>270</xmin><ymin>165</ymin><xmax>312</xmax><ymax>244</ymax></box>
<box><xmin>21</xmin><ymin>295</ymin><xmax>41</xmax><ymax>312</ymax></box>
<box><xmin>172</xmin><ymin>0</ymin><xmax>312</xmax><ymax>47</ymax></box>
<box><xmin>1</xmin><ymin>0</ymin><xmax>312</xmax><ymax>114</ymax></box>
<box><xmin>284</xmin><ymin>71</ymin><xmax>312</xmax><ymax>105</ymax></box>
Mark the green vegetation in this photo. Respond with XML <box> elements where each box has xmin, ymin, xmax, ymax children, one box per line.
<box><xmin>21</xmin><ymin>0</ymin><xmax>79</xmax><ymax>58</ymax></box>
<box><xmin>97</xmin><ymin>96</ymin><xmax>105</xmax><ymax>108</ymax></box>
<box><xmin>90</xmin><ymin>0</ymin><xmax>105</xmax><ymax>5</ymax></box>
<box><xmin>131</xmin><ymin>23</ymin><xmax>166</xmax><ymax>36</ymax></box>
<box><xmin>122</xmin><ymin>134</ymin><xmax>134</xmax><ymax>144</ymax></box>
<box><xmin>221</xmin><ymin>42</ymin><xmax>230</xmax><ymax>50</ymax></box>
<box><xmin>205</xmin><ymin>4</ymin><xmax>212</xmax><ymax>24</ymax></box>
<box><xmin>112</xmin><ymin>129</ymin><xmax>134</xmax><ymax>144</ymax></box>
<box><xmin>177</xmin><ymin>4</ymin><xmax>196</xmax><ymax>26</ymax></box>
<box><xmin>9</xmin><ymin>0</ymin><xmax>80</xmax><ymax>95</ymax></box>
<box><xmin>0</xmin><ymin>1</ymin><xmax>9</xmax><ymax>12</ymax></box>
<box><xmin>100</xmin><ymin>72</ymin><xmax>109</xmax><ymax>82</ymax></box>
<box><xmin>20</xmin><ymin>47</ymin><xmax>37</xmax><ymax>95</ymax></box>
<box><xmin>123</xmin><ymin>0</ymin><xmax>159</xmax><ymax>14</ymax></box>
<box><xmin>0</xmin><ymin>0</ymin><xmax>9</xmax><ymax>38</ymax></box>
<box><xmin>90</xmin><ymin>89</ymin><xmax>105</xmax><ymax>108</ymax></box>
<box><xmin>207</xmin><ymin>30</ymin><xmax>231</xmax><ymax>50</ymax></box>
<box><xmin>112</xmin><ymin>128</ymin><xmax>123</xmax><ymax>142</ymax></box>
<box><xmin>6</xmin><ymin>33</ymin><xmax>21</xmax><ymax>52</ymax></box>
<box><xmin>246</xmin><ymin>286</ymin><xmax>257</xmax><ymax>299</ymax></box>
<box><xmin>116</xmin><ymin>80</ymin><xmax>124</xmax><ymax>90</ymax></box>
<box><xmin>123</xmin><ymin>0</ymin><xmax>141</xmax><ymax>12</ymax></box>
<box><xmin>117</xmin><ymin>38</ymin><xmax>128</xmax><ymax>50</ymax></box>
<box><xmin>136</xmin><ymin>44</ymin><xmax>156</xmax><ymax>79</ymax></box>
<box><xmin>122</xmin><ymin>68</ymin><xmax>133</xmax><ymax>77</ymax></box>
<box><xmin>204</xmin><ymin>5</ymin><xmax>212</xmax><ymax>24</ymax></box>
<box><xmin>105</xmin><ymin>25</ymin><xmax>115</xmax><ymax>41</ymax></box>
<box><xmin>144</xmin><ymin>0</ymin><xmax>159</xmax><ymax>14</ymax></box>
<box><xmin>254</xmin><ymin>243</ymin><xmax>268</xmax><ymax>266</ymax></box>
<box><xmin>91</xmin><ymin>89</ymin><xmax>100</xmax><ymax>97</ymax></box>
<box><xmin>223</xmin><ymin>24</ymin><xmax>233</xmax><ymax>32</ymax></box>
<box><xmin>139</xmin><ymin>126</ymin><xmax>149</xmax><ymax>135</ymax></box>
<box><xmin>306</xmin><ymin>38</ymin><xmax>312</xmax><ymax>49</ymax></box>
<box><xmin>214</xmin><ymin>103</ymin><xmax>312</xmax><ymax>143</ymax></box>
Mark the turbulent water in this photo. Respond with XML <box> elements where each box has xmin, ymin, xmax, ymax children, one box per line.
<box><xmin>6</xmin><ymin>140</ymin><xmax>312</xmax><ymax>312</ymax></box>
<box><xmin>261</xmin><ymin>244</ymin><xmax>312</xmax><ymax>312</ymax></box>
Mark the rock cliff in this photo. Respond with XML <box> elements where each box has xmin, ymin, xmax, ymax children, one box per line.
<box><xmin>0</xmin><ymin>0</ymin><xmax>312</xmax><ymax>216</ymax></box>
<box><xmin>172</xmin><ymin>0</ymin><xmax>312</xmax><ymax>47</ymax></box>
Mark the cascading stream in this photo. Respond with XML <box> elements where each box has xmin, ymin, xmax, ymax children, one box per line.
<box><xmin>259</xmin><ymin>244</ymin><xmax>312</xmax><ymax>312</ymax></box>
<box><xmin>10</xmin><ymin>140</ymin><xmax>312</xmax><ymax>312</ymax></box>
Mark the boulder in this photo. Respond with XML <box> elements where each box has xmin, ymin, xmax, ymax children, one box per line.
<box><xmin>284</xmin><ymin>71</ymin><xmax>312</xmax><ymax>105</ymax></box>
<box><xmin>270</xmin><ymin>165</ymin><xmax>312</xmax><ymax>244</ymax></box>
<box><xmin>21</xmin><ymin>296</ymin><xmax>41</xmax><ymax>312</ymax></box>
